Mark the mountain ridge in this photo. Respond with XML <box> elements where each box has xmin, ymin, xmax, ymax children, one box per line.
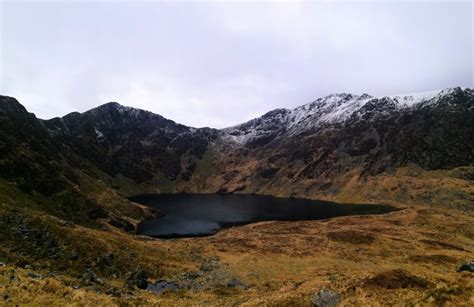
<box><xmin>2</xmin><ymin>86</ymin><xmax>472</xmax><ymax>198</ymax></box>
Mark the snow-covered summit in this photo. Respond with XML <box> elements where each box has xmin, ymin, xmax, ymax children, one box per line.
<box><xmin>223</xmin><ymin>87</ymin><xmax>470</xmax><ymax>144</ymax></box>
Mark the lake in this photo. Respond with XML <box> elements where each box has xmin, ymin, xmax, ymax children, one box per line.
<box><xmin>130</xmin><ymin>193</ymin><xmax>398</xmax><ymax>238</ymax></box>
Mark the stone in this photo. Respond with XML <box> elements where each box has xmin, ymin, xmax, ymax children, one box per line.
<box><xmin>106</xmin><ymin>287</ymin><xmax>121</xmax><ymax>297</ymax></box>
<box><xmin>311</xmin><ymin>289</ymin><xmax>341</xmax><ymax>307</ymax></box>
<box><xmin>27</xmin><ymin>272</ymin><xmax>40</xmax><ymax>279</ymax></box>
<box><xmin>458</xmin><ymin>261</ymin><xmax>474</xmax><ymax>272</ymax></box>
<box><xmin>126</xmin><ymin>270</ymin><xmax>149</xmax><ymax>289</ymax></box>
<box><xmin>69</xmin><ymin>253</ymin><xmax>79</xmax><ymax>261</ymax></box>
<box><xmin>102</xmin><ymin>253</ymin><xmax>114</xmax><ymax>266</ymax></box>
<box><xmin>181</xmin><ymin>271</ymin><xmax>200</xmax><ymax>281</ymax></box>
<box><xmin>200</xmin><ymin>258</ymin><xmax>220</xmax><ymax>272</ymax></box>
<box><xmin>59</xmin><ymin>219</ymin><xmax>73</xmax><ymax>227</ymax></box>
<box><xmin>226</xmin><ymin>277</ymin><xmax>246</xmax><ymax>288</ymax></box>
<box><xmin>146</xmin><ymin>281</ymin><xmax>179</xmax><ymax>294</ymax></box>
<box><xmin>81</xmin><ymin>269</ymin><xmax>103</xmax><ymax>284</ymax></box>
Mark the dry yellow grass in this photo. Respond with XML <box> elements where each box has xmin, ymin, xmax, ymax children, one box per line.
<box><xmin>2</xmin><ymin>202</ymin><xmax>473</xmax><ymax>306</ymax></box>
<box><xmin>1</xmin><ymin>165</ymin><xmax>473</xmax><ymax>306</ymax></box>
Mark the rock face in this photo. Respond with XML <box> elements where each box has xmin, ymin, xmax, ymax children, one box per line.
<box><xmin>43</xmin><ymin>102</ymin><xmax>218</xmax><ymax>184</ymax></box>
<box><xmin>311</xmin><ymin>289</ymin><xmax>341</xmax><ymax>307</ymax></box>
<box><xmin>0</xmin><ymin>96</ymin><xmax>67</xmax><ymax>196</ymax></box>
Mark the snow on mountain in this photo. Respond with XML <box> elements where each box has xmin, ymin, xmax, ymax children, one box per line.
<box><xmin>223</xmin><ymin>87</ymin><xmax>467</xmax><ymax>144</ymax></box>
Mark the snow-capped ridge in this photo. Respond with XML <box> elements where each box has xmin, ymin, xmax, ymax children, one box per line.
<box><xmin>224</xmin><ymin>87</ymin><xmax>471</xmax><ymax>145</ymax></box>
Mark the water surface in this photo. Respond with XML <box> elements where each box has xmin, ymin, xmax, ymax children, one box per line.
<box><xmin>130</xmin><ymin>193</ymin><xmax>398</xmax><ymax>238</ymax></box>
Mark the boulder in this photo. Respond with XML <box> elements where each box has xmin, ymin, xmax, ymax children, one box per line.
<box><xmin>146</xmin><ymin>281</ymin><xmax>179</xmax><ymax>294</ymax></box>
<box><xmin>226</xmin><ymin>277</ymin><xmax>246</xmax><ymax>289</ymax></box>
<box><xmin>311</xmin><ymin>289</ymin><xmax>341</xmax><ymax>307</ymax></box>
<box><xmin>126</xmin><ymin>270</ymin><xmax>149</xmax><ymax>289</ymax></box>
<box><xmin>458</xmin><ymin>261</ymin><xmax>474</xmax><ymax>272</ymax></box>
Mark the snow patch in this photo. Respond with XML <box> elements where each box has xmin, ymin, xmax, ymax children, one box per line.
<box><xmin>386</xmin><ymin>89</ymin><xmax>445</xmax><ymax>107</ymax></box>
<box><xmin>94</xmin><ymin>128</ymin><xmax>104</xmax><ymax>139</ymax></box>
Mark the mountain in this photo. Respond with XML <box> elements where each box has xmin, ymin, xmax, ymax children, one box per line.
<box><xmin>43</xmin><ymin>102</ymin><xmax>218</xmax><ymax>184</ymax></box>
<box><xmin>214</xmin><ymin>87</ymin><xmax>474</xmax><ymax>201</ymax></box>
<box><xmin>0</xmin><ymin>96</ymin><xmax>157</xmax><ymax>230</ymax></box>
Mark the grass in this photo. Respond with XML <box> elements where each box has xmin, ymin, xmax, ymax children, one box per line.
<box><xmin>1</xmin><ymin>165</ymin><xmax>473</xmax><ymax>305</ymax></box>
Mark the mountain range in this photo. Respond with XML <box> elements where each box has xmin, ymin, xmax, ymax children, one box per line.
<box><xmin>1</xmin><ymin>87</ymin><xmax>473</xmax><ymax>210</ymax></box>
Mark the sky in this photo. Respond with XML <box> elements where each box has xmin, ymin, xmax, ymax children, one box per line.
<box><xmin>1</xmin><ymin>1</ymin><xmax>473</xmax><ymax>128</ymax></box>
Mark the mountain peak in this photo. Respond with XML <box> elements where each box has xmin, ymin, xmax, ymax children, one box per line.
<box><xmin>85</xmin><ymin>101</ymin><xmax>154</xmax><ymax>119</ymax></box>
<box><xmin>0</xmin><ymin>95</ymin><xmax>30</xmax><ymax>116</ymax></box>
<box><xmin>101</xmin><ymin>101</ymin><xmax>122</xmax><ymax>108</ymax></box>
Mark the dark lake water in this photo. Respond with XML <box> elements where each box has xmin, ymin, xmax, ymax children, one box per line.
<box><xmin>130</xmin><ymin>193</ymin><xmax>398</xmax><ymax>238</ymax></box>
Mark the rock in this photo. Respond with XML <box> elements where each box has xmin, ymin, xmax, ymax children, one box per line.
<box><xmin>311</xmin><ymin>289</ymin><xmax>341</xmax><ymax>307</ymax></box>
<box><xmin>87</xmin><ymin>205</ymin><xmax>109</xmax><ymax>220</ymax></box>
<box><xmin>106</xmin><ymin>287</ymin><xmax>121</xmax><ymax>297</ymax></box>
<box><xmin>226</xmin><ymin>277</ymin><xmax>246</xmax><ymax>288</ymax></box>
<box><xmin>200</xmin><ymin>257</ymin><xmax>220</xmax><ymax>272</ymax></box>
<box><xmin>146</xmin><ymin>281</ymin><xmax>179</xmax><ymax>294</ymax></box>
<box><xmin>0</xmin><ymin>262</ymin><xmax>5</xmax><ymax>266</ymax></box>
<box><xmin>58</xmin><ymin>219</ymin><xmax>73</xmax><ymax>227</ymax></box>
<box><xmin>102</xmin><ymin>253</ymin><xmax>114</xmax><ymax>266</ymax></box>
<box><xmin>126</xmin><ymin>270</ymin><xmax>149</xmax><ymax>289</ymax></box>
<box><xmin>458</xmin><ymin>261</ymin><xmax>474</xmax><ymax>272</ymax></box>
<box><xmin>181</xmin><ymin>271</ymin><xmax>200</xmax><ymax>281</ymax></box>
<box><xmin>81</xmin><ymin>269</ymin><xmax>103</xmax><ymax>284</ymax></box>
<box><xmin>27</xmin><ymin>272</ymin><xmax>40</xmax><ymax>279</ymax></box>
<box><xmin>69</xmin><ymin>253</ymin><xmax>79</xmax><ymax>261</ymax></box>
<box><xmin>109</xmin><ymin>217</ymin><xmax>135</xmax><ymax>233</ymax></box>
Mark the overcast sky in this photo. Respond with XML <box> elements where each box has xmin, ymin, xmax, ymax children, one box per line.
<box><xmin>1</xmin><ymin>1</ymin><xmax>472</xmax><ymax>128</ymax></box>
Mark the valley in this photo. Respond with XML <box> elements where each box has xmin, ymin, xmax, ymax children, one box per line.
<box><xmin>0</xmin><ymin>87</ymin><xmax>473</xmax><ymax>305</ymax></box>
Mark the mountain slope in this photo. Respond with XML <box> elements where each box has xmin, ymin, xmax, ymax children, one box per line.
<box><xmin>43</xmin><ymin>102</ymin><xmax>219</xmax><ymax>185</ymax></box>
<box><xmin>212</xmin><ymin>87</ymin><xmax>474</xmax><ymax>203</ymax></box>
<box><xmin>0</xmin><ymin>96</ymin><xmax>156</xmax><ymax>229</ymax></box>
